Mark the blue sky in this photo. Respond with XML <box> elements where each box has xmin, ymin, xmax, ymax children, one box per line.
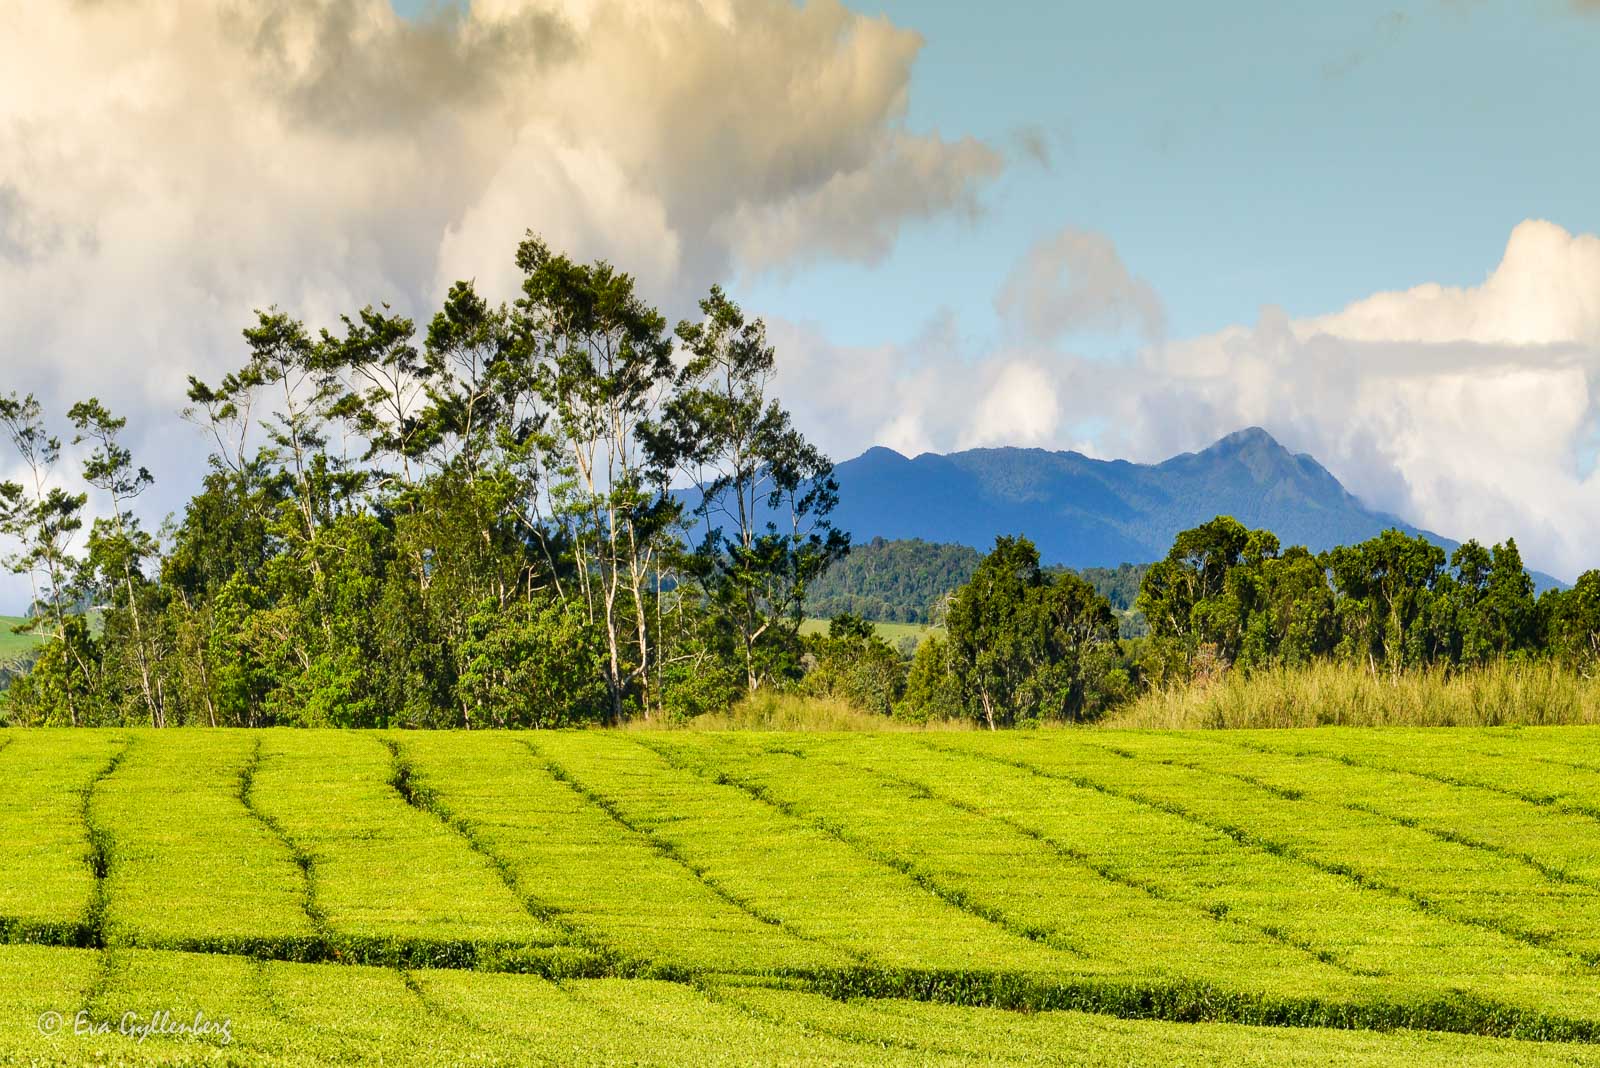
<box><xmin>9</xmin><ymin>1</ymin><xmax>1600</xmax><ymax>592</ymax></box>
<box><xmin>767</xmin><ymin>1</ymin><xmax>1600</xmax><ymax>349</ymax></box>
<box><xmin>394</xmin><ymin>1</ymin><xmax>1600</xmax><ymax>350</ymax></box>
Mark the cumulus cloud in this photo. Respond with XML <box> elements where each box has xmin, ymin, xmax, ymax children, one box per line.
<box><xmin>769</xmin><ymin>311</ymin><xmax>1102</xmax><ymax>460</ymax></box>
<box><xmin>10</xmin><ymin>1</ymin><xmax>1600</xmax><ymax>599</ymax></box>
<box><xmin>0</xmin><ymin>0</ymin><xmax>1000</xmax><ymax>604</ymax></box>
<box><xmin>768</xmin><ymin>219</ymin><xmax>1600</xmax><ymax>583</ymax></box>
<box><xmin>1132</xmin><ymin>219</ymin><xmax>1600</xmax><ymax>580</ymax></box>
<box><xmin>994</xmin><ymin>227</ymin><xmax>1166</xmax><ymax>345</ymax></box>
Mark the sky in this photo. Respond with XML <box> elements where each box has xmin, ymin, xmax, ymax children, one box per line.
<box><xmin>4</xmin><ymin>0</ymin><xmax>1600</xmax><ymax>606</ymax></box>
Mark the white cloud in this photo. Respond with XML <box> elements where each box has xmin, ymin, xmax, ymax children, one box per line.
<box><xmin>1297</xmin><ymin>219</ymin><xmax>1600</xmax><ymax>347</ymax></box>
<box><xmin>995</xmin><ymin>227</ymin><xmax>1165</xmax><ymax>345</ymax></box>
<box><xmin>1134</xmin><ymin>219</ymin><xmax>1600</xmax><ymax>579</ymax></box>
<box><xmin>960</xmin><ymin>362</ymin><xmax>1062</xmax><ymax>449</ymax></box>
<box><xmin>0</xmin><ymin>0</ymin><xmax>1000</xmax><ymax>606</ymax></box>
<box><xmin>9</xmin><ymin>3</ymin><xmax>1600</xmax><ymax>596</ymax></box>
<box><xmin>766</xmin><ymin>220</ymin><xmax>1600</xmax><ymax>582</ymax></box>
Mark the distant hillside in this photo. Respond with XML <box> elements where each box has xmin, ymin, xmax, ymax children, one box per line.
<box><xmin>0</xmin><ymin>615</ymin><xmax>42</xmax><ymax>660</ymax></box>
<box><xmin>807</xmin><ymin>538</ymin><xmax>980</xmax><ymax>623</ymax></box>
<box><xmin>825</xmin><ymin>428</ymin><xmax>1564</xmax><ymax>591</ymax></box>
<box><xmin>807</xmin><ymin>537</ymin><xmax>1150</xmax><ymax>625</ymax></box>
<box><xmin>0</xmin><ymin>615</ymin><xmax>43</xmax><ymax>692</ymax></box>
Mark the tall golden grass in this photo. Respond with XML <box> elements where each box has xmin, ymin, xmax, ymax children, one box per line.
<box><xmin>1105</xmin><ymin>659</ymin><xmax>1600</xmax><ymax>729</ymax></box>
<box><xmin>632</xmin><ymin>691</ymin><xmax>973</xmax><ymax>732</ymax></box>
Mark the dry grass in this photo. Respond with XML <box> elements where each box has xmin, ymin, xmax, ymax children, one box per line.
<box><xmin>1106</xmin><ymin>659</ymin><xmax>1600</xmax><ymax>730</ymax></box>
<box><xmin>632</xmin><ymin>692</ymin><xmax>973</xmax><ymax>732</ymax></box>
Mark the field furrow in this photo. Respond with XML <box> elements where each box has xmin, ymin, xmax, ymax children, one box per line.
<box><xmin>1234</xmin><ymin>730</ymin><xmax>1600</xmax><ymax>822</ymax></box>
<box><xmin>0</xmin><ymin>731</ymin><xmax>127</xmax><ymax>943</ymax></box>
<box><xmin>95</xmin><ymin>732</ymin><xmax>316</xmax><ymax>953</ymax></box>
<box><xmin>923</xmin><ymin>734</ymin><xmax>1600</xmax><ymax>1022</ymax></box>
<box><xmin>1049</xmin><ymin>732</ymin><xmax>1600</xmax><ymax>966</ymax></box>
<box><xmin>649</xmin><ymin>733</ymin><xmax>1359</xmax><ymax>991</ymax></box>
<box><xmin>8</xmin><ymin>945</ymin><xmax>1600</xmax><ymax>1066</ymax></box>
<box><xmin>12</xmin><ymin>728</ymin><xmax>1600</xmax><ymax>1063</ymax></box>
<box><xmin>532</xmin><ymin>732</ymin><xmax>1075</xmax><ymax>974</ymax></box>
<box><xmin>391</xmin><ymin>731</ymin><xmax>848</xmax><ymax>975</ymax></box>
<box><xmin>1105</xmin><ymin>732</ymin><xmax>1600</xmax><ymax>943</ymax></box>
<box><xmin>245</xmin><ymin>731</ymin><xmax>564</xmax><ymax>966</ymax></box>
<box><xmin>634</xmin><ymin>734</ymin><xmax>1097</xmax><ymax>961</ymax></box>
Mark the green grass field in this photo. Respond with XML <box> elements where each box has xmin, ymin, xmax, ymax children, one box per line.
<box><xmin>801</xmin><ymin>617</ymin><xmax>944</xmax><ymax>646</ymax></box>
<box><xmin>0</xmin><ymin>615</ymin><xmax>42</xmax><ymax>665</ymax></box>
<box><xmin>7</xmin><ymin>727</ymin><xmax>1600</xmax><ymax>1064</ymax></box>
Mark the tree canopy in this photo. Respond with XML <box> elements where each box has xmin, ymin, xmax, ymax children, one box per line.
<box><xmin>0</xmin><ymin>235</ymin><xmax>844</xmax><ymax>728</ymax></box>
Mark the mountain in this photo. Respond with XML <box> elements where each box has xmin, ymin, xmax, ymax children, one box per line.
<box><xmin>825</xmin><ymin>428</ymin><xmax>1565</xmax><ymax>591</ymax></box>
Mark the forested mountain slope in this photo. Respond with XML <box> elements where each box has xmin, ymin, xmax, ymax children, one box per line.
<box><xmin>824</xmin><ymin>428</ymin><xmax>1563</xmax><ymax>590</ymax></box>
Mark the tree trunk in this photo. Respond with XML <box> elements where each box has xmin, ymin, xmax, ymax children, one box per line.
<box><xmin>123</xmin><ymin>566</ymin><xmax>162</xmax><ymax>727</ymax></box>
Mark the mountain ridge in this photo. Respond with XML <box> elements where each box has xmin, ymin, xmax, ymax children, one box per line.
<box><xmin>825</xmin><ymin>428</ymin><xmax>1564</xmax><ymax>591</ymax></box>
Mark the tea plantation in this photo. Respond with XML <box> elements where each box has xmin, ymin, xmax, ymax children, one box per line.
<box><xmin>6</xmin><ymin>727</ymin><xmax>1600</xmax><ymax>1065</ymax></box>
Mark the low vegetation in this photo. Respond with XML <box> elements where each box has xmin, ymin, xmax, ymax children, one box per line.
<box><xmin>1111</xmin><ymin>658</ymin><xmax>1600</xmax><ymax>729</ymax></box>
<box><xmin>672</xmin><ymin>691</ymin><xmax>942</xmax><ymax>732</ymax></box>
<box><xmin>804</xmin><ymin>536</ymin><xmax>1149</xmax><ymax>632</ymax></box>
<box><xmin>12</xmin><ymin>947</ymin><xmax>1600</xmax><ymax>1066</ymax></box>
<box><xmin>8</xmin><ymin>729</ymin><xmax>1600</xmax><ymax>1063</ymax></box>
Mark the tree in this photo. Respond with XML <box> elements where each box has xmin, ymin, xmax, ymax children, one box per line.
<box><xmin>518</xmin><ymin>237</ymin><xmax>677</xmax><ymax>722</ymax></box>
<box><xmin>1137</xmin><ymin>517</ymin><xmax>1251</xmax><ymax>650</ymax></box>
<box><xmin>802</xmin><ymin>614</ymin><xmax>905</xmax><ymax>716</ymax></box>
<box><xmin>1546</xmin><ymin>571</ymin><xmax>1600</xmax><ymax>669</ymax></box>
<box><xmin>0</xmin><ymin>393</ymin><xmax>90</xmax><ymax>724</ymax></box>
<box><xmin>70</xmin><ymin>399</ymin><xmax>165</xmax><ymax>727</ymax></box>
<box><xmin>1325</xmin><ymin>530</ymin><xmax>1446</xmax><ymax>672</ymax></box>
<box><xmin>898</xmin><ymin>634</ymin><xmax>963</xmax><ymax>724</ymax></box>
<box><xmin>944</xmin><ymin>536</ymin><xmax>1118</xmax><ymax>728</ymax></box>
<box><xmin>456</xmin><ymin>598</ymin><xmax>609</xmax><ymax>728</ymax></box>
<box><xmin>0</xmin><ymin>237</ymin><xmax>864</xmax><ymax>729</ymax></box>
<box><xmin>654</xmin><ymin>286</ymin><xmax>848</xmax><ymax>694</ymax></box>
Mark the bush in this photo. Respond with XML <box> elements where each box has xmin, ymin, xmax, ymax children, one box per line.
<box><xmin>801</xmin><ymin>614</ymin><xmax>905</xmax><ymax>716</ymax></box>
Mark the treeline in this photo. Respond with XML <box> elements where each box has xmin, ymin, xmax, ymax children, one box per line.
<box><xmin>1072</xmin><ymin>562</ymin><xmax>1149</xmax><ymax>613</ymax></box>
<box><xmin>9</xmin><ymin>241</ymin><xmax>1595</xmax><ymax>733</ymax></box>
<box><xmin>815</xmin><ymin>518</ymin><xmax>1600</xmax><ymax>730</ymax></box>
<box><xmin>1135</xmin><ymin>516</ymin><xmax>1600</xmax><ymax>680</ymax></box>
<box><xmin>0</xmin><ymin>235</ymin><xmax>845</xmax><ymax>728</ymax></box>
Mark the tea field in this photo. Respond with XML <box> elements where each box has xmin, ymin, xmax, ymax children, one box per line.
<box><xmin>6</xmin><ymin>727</ymin><xmax>1600</xmax><ymax>1064</ymax></box>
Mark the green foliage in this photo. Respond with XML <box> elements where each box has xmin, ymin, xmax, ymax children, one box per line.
<box><xmin>806</xmin><ymin>537</ymin><xmax>981</xmax><ymax>623</ymax></box>
<box><xmin>2</xmin><ymin>614</ymin><xmax>100</xmax><ymax>727</ymax></box>
<box><xmin>653</xmin><ymin>285</ymin><xmax>849</xmax><ymax>694</ymax></box>
<box><xmin>456</xmin><ymin>598</ymin><xmax>609</xmax><ymax>728</ymax></box>
<box><xmin>1071</xmin><ymin>561</ymin><xmax>1152</xmax><ymax>611</ymax></box>
<box><xmin>1136</xmin><ymin>515</ymin><xmax>1557</xmax><ymax>683</ymax></box>
<box><xmin>934</xmin><ymin>536</ymin><xmax>1124</xmax><ymax>727</ymax></box>
<box><xmin>800</xmin><ymin>613</ymin><xmax>906</xmax><ymax>716</ymax></box>
<box><xmin>1547</xmin><ymin>569</ymin><xmax>1600</xmax><ymax>665</ymax></box>
<box><xmin>805</xmin><ymin>536</ymin><xmax>1151</xmax><ymax>628</ymax></box>
<box><xmin>898</xmin><ymin>634</ymin><xmax>964</xmax><ymax>724</ymax></box>
<box><xmin>0</xmin><ymin>238</ymin><xmax>848</xmax><ymax>727</ymax></box>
